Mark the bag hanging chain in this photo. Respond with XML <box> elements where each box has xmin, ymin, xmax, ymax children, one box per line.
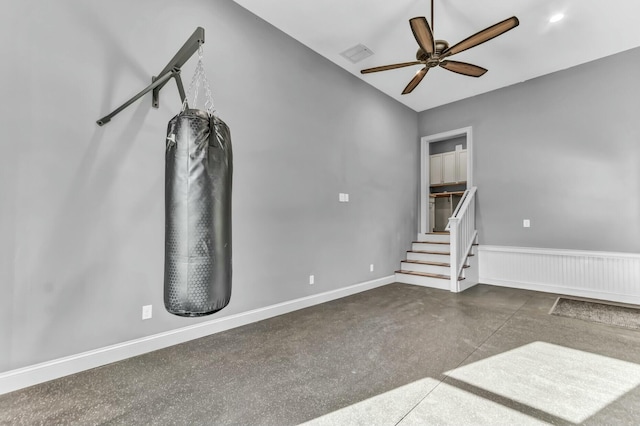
<box><xmin>181</xmin><ymin>44</ymin><xmax>216</xmax><ymax>116</ymax></box>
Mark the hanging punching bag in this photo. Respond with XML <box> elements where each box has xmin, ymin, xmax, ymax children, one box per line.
<box><xmin>164</xmin><ymin>48</ymin><xmax>232</xmax><ymax>317</ymax></box>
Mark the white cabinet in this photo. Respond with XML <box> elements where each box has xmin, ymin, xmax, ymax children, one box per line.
<box><xmin>430</xmin><ymin>154</ymin><xmax>443</xmax><ymax>184</ymax></box>
<box><xmin>430</xmin><ymin>149</ymin><xmax>467</xmax><ymax>185</ymax></box>
<box><xmin>456</xmin><ymin>150</ymin><xmax>467</xmax><ymax>182</ymax></box>
<box><xmin>442</xmin><ymin>152</ymin><xmax>457</xmax><ymax>183</ymax></box>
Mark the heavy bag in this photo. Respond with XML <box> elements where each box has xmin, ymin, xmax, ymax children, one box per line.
<box><xmin>164</xmin><ymin>109</ymin><xmax>233</xmax><ymax>316</ymax></box>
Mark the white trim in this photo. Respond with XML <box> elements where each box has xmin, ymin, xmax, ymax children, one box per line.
<box><xmin>420</xmin><ymin>126</ymin><xmax>473</xmax><ymax>234</ymax></box>
<box><xmin>452</xmin><ymin>229</ymin><xmax>478</xmax><ymax>292</ymax></box>
<box><xmin>479</xmin><ymin>245</ymin><xmax>640</xmax><ymax>305</ymax></box>
<box><xmin>458</xmin><ymin>280</ymin><xmax>478</xmax><ymax>293</ymax></box>
<box><xmin>458</xmin><ymin>249</ymin><xmax>479</xmax><ymax>292</ymax></box>
<box><xmin>479</xmin><ymin>245</ymin><xmax>640</xmax><ymax>259</ymax></box>
<box><xmin>0</xmin><ymin>275</ymin><xmax>394</xmax><ymax>396</ymax></box>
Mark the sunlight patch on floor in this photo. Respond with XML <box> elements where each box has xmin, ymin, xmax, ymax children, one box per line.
<box><xmin>301</xmin><ymin>378</ymin><xmax>440</xmax><ymax>426</ymax></box>
<box><xmin>445</xmin><ymin>341</ymin><xmax>640</xmax><ymax>423</ymax></box>
<box><xmin>397</xmin><ymin>381</ymin><xmax>547</xmax><ymax>425</ymax></box>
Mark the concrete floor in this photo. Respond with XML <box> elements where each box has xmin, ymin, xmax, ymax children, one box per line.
<box><xmin>2</xmin><ymin>283</ymin><xmax>640</xmax><ymax>425</ymax></box>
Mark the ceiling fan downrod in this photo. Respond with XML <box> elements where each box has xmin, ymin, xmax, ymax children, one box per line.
<box><xmin>431</xmin><ymin>0</ymin><xmax>434</xmax><ymax>32</ymax></box>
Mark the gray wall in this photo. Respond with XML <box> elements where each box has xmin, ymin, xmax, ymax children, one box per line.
<box><xmin>419</xmin><ymin>47</ymin><xmax>640</xmax><ymax>254</ymax></box>
<box><xmin>0</xmin><ymin>0</ymin><xmax>419</xmax><ymax>373</ymax></box>
<box><xmin>429</xmin><ymin>136</ymin><xmax>466</xmax><ymax>155</ymax></box>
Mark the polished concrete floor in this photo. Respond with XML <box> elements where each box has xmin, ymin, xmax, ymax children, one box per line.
<box><xmin>2</xmin><ymin>283</ymin><xmax>640</xmax><ymax>425</ymax></box>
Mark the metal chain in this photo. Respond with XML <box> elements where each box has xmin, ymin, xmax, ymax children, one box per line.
<box><xmin>181</xmin><ymin>44</ymin><xmax>216</xmax><ymax>115</ymax></box>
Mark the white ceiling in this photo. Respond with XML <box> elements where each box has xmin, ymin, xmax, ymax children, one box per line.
<box><xmin>232</xmin><ymin>0</ymin><xmax>640</xmax><ymax>112</ymax></box>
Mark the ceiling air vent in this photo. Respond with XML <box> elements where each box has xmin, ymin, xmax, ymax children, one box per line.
<box><xmin>340</xmin><ymin>44</ymin><xmax>374</xmax><ymax>64</ymax></box>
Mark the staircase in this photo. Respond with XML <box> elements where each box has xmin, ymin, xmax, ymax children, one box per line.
<box><xmin>395</xmin><ymin>233</ymin><xmax>478</xmax><ymax>291</ymax></box>
<box><xmin>396</xmin><ymin>187</ymin><xmax>479</xmax><ymax>292</ymax></box>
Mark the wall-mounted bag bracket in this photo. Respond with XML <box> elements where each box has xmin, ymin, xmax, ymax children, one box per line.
<box><xmin>96</xmin><ymin>27</ymin><xmax>205</xmax><ymax>126</ymax></box>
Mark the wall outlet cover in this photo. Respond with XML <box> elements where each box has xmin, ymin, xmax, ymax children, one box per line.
<box><xmin>309</xmin><ymin>275</ymin><xmax>315</xmax><ymax>285</ymax></box>
<box><xmin>523</xmin><ymin>219</ymin><xmax>531</xmax><ymax>228</ymax></box>
<box><xmin>142</xmin><ymin>305</ymin><xmax>153</xmax><ymax>320</ymax></box>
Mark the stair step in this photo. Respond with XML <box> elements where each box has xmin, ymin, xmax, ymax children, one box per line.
<box><xmin>412</xmin><ymin>242</ymin><xmax>451</xmax><ymax>252</ymax></box>
<box><xmin>404</xmin><ymin>260</ymin><xmax>450</xmax><ymax>267</ymax></box>
<box><xmin>402</xmin><ymin>260</ymin><xmax>470</xmax><ymax>268</ymax></box>
<box><xmin>413</xmin><ymin>241</ymin><xmax>450</xmax><ymax>245</ymax></box>
<box><xmin>407</xmin><ymin>250</ymin><xmax>450</xmax><ymax>263</ymax></box>
<box><xmin>408</xmin><ymin>250</ymin><xmax>450</xmax><ymax>255</ymax></box>
<box><xmin>400</xmin><ymin>261</ymin><xmax>450</xmax><ymax>275</ymax></box>
<box><xmin>417</xmin><ymin>233</ymin><xmax>451</xmax><ymax>243</ymax></box>
<box><xmin>395</xmin><ymin>270</ymin><xmax>465</xmax><ymax>281</ymax></box>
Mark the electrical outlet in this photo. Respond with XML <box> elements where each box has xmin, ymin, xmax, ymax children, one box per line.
<box><xmin>309</xmin><ymin>275</ymin><xmax>315</xmax><ymax>285</ymax></box>
<box><xmin>370</xmin><ymin>264</ymin><xmax>374</xmax><ymax>272</ymax></box>
<box><xmin>523</xmin><ymin>219</ymin><xmax>531</xmax><ymax>228</ymax></box>
<box><xmin>142</xmin><ymin>305</ymin><xmax>152</xmax><ymax>320</ymax></box>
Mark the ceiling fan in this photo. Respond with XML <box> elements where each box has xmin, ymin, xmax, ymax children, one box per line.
<box><xmin>361</xmin><ymin>0</ymin><xmax>519</xmax><ymax>94</ymax></box>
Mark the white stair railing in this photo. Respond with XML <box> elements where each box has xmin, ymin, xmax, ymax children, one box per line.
<box><xmin>446</xmin><ymin>187</ymin><xmax>477</xmax><ymax>292</ymax></box>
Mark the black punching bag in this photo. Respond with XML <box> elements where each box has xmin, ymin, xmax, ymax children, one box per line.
<box><xmin>164</xmin><ymin>109</ymin><xmax>233</xmax><ymax>316</ymax></box>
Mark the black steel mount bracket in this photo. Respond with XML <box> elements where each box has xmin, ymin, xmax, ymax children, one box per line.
<box><xmin>96</xmin><ymin>27</ymin><xmax>205</xmax><ymax>126</ymax></box>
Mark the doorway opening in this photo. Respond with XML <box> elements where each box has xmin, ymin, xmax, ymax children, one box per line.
<box><xmin>420</xmin><ymin>127</ymin><xmax>473</xmax><ymax>235</ymax></box>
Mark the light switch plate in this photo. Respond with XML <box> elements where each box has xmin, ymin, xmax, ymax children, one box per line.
<box><xmin>523</xmin><ymin>219</ymin><xmax>530</xmax><ymax>228</ymax></box>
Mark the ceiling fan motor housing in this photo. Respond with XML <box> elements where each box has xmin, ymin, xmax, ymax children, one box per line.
<box><xmin>416</xmin><ymin>39</ymin><xmax>449</xmax><ymax>63</ymax></box>
<box><xmin>435</xmin><ymin>40</ymin><xmax>449</xmax><ymax>53</ymax></box>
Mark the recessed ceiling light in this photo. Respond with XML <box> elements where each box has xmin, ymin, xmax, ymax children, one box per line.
<box><xmin>549</xmin><ymin>13</ymin><xmax>564</xmax><ymax>23</ymax></box>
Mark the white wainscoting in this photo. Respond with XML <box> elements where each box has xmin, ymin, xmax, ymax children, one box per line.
<box><xmin>0</xmin><ymin>275</ymin><xmax>394</xmax><ymax>396</ymax></box>
<box><xmin>479</xmin><ymin>245</ymin><xmax>640</xmax><ymax>305</ymax></box>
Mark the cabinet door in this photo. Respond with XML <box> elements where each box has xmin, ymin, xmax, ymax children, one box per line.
<box><xmin>456</xmin><ymin>149</ymin><xmax>467</xmax><ymax>182</ymax></box>
<box><xmin>430</xmin><ymin>154</ymin><xmax>443</xmax><ymax>184</ymax></box>
<box><xmin>442</xmin><ymin>152</ymin><xmax>456</xmax><ymax>183</ymax></box>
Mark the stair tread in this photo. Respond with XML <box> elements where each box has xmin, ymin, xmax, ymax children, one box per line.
<box><xmin>403</xmin><ymin>260</ymin><xmax>451</xmax><ymax>267</ymax></box>
<box><xmin>402</xmin><ymin>260</ymin><xmax>470</xmax><ymax>268</ymax></box>
<box><xmin>408</xmin><ymin>250</ymin><xmax>450</xmax><ymax>255</ymax></box>
<box><xmin>413</xmin><ymin>241</ymin><xmax>450</xmax><ymax>245</ymax></box>
<box><xmin>425</xmin><ymin>232</ymin><xmax>449</xmax><ymax>235</ymax></box>
<box><xmin>395</xmin><ymin>270</ymin><xmax>465</xmax><ymax>281</ymax></box>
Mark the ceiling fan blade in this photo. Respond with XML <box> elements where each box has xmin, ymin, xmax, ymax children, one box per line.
<box><xmin>442</xmin><ymin>16</ymin><xmax>519</xmax><ymax>58</ymax></box>
<box><xmin>402</xmin><ymin>67</ymin><xmax>428</xmax><ymax>95</ymax></box>
<box><xmin>409</xmin><ymin>17</ymin><xmax>435</xmax><ymax>56</ymax></box>
<box><xmin>440</xmin><ymin>60</ymin><xmax>488</xmax><ymax>77</ymax></box>
<box><xmin>361</xmin><ymin>61</ymin><xmax>422</xmax><ymax>74</ymax></box>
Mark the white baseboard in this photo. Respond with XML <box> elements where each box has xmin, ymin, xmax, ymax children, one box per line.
<box><xmin>479</xmin><ymin>245</ymin><xmax>640</xmax><ymax>305</ymax></box>
<box><xmin>0</xmin><ymin>275</ymin><xmax>394</xmax><ymax>396</ymax></box>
